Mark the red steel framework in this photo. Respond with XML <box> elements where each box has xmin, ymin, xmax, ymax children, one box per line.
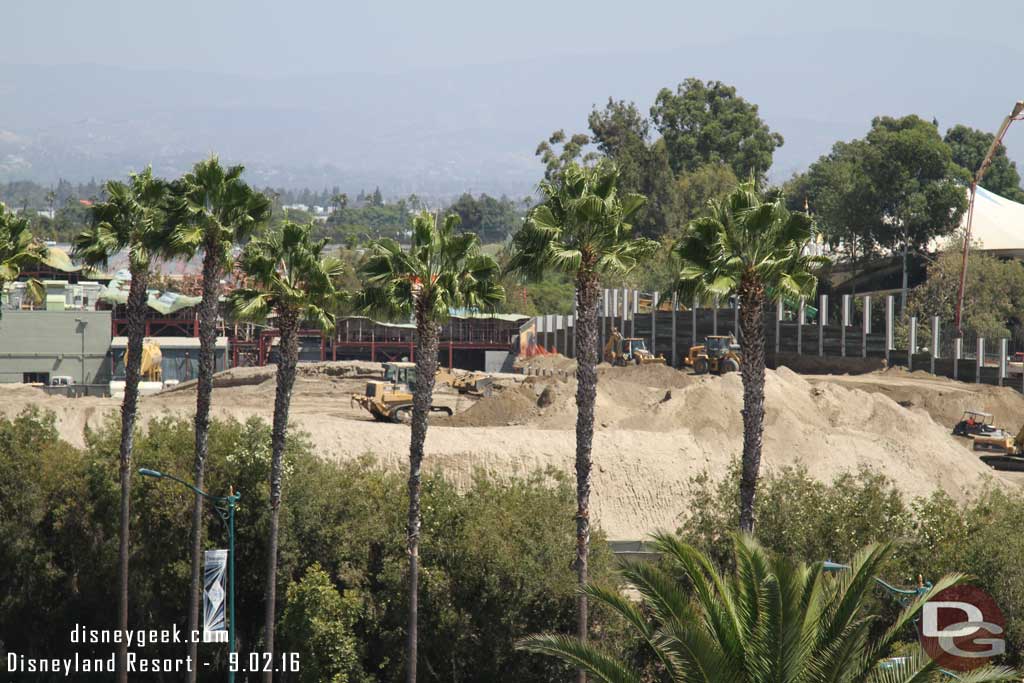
<box><xmin>108</xmin><ymin>302</ymin><xmax>523</xmax><ymax>370</ymax></box>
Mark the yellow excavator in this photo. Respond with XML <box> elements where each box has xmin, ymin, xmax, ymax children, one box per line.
<box><xmin>685</xmin><ymin>335</ymin><xmax>742</xmax><ymax>375</ymax></box>
<box><xmin>603</xmin><ymin>327</ymin><xmax>665</xmax><ymax>366</ymax></box>
<box><xmin>352</xmin><ymin>362</ymin><xmax>491</xmax><ymax>423</ymax></box>
<box><xmin>125</xmin><ymin>339</ymin><xmax>163</xmax><ymax>381</ymax></box>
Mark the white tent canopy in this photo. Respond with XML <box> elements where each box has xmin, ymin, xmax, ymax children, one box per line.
<box><xmin>961</xmin><ymin>186</ymin><xmax>1024</xmax><ymax>255</ymax></box>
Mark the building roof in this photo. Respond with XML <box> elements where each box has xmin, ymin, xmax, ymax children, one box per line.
<box><xmin>98</xmin><ymin>279</ymin><xmax>202</xmax><ymax>314</ymax></box>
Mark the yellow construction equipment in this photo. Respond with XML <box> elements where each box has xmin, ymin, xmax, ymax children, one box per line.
<box><xmin>351</xmin><ymin>362</ymin><xmax>455</xmax><ymax>423</ymax></box>
<box><xmin>125</xmin><ymin>339</ymin><xmax>163</xmax><ymax>382</ymax></box>
<box><xmin>436</xmin><ymin>369</ymin><xmax>494</xmax><ymax>397</ymax></box>
<box><xmin>685</xmin><ymin>335</ymin><xmax>742</xmax><ymax>375</ymax></box>
<box><xmin>974</xmin><ymin>421</ymin><xmax>1024</xmax><ymax>471</ymax></box>
<box><xmin>603</xmin><ymin>327</ymin><xmax>665</xmax><ymax>366</ymax></box>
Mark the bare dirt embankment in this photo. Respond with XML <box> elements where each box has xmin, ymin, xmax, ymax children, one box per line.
<box><xmin>0</xmin><ymin>360</ymin><xmax>1015</xmax><ymax>540</ymax></box>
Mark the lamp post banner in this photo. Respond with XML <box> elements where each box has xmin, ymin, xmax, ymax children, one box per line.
<box><xmin>203</xmin><ymin>549</ymin><xmax>228</xmax><ymax>641</ymax></box>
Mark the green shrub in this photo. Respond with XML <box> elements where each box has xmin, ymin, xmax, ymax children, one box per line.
<box><xmin>679</xmin><ymin>462</ymin><xmax>1024</xmax><ymax>665</ymax></box>
<box><xmin>0</xmin><ymin>411</ymin><xmax>623</xmax><ymax>681</ymax></box>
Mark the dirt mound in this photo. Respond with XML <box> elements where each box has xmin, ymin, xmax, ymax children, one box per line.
<box><xmin>515</xmin><ymin>353</ymin><xmax>577</xmax><ymax>373</ymax></box>
<box><xmin>443</xmin><ymin>382</ymin><xmax>544</xmax><ymax>427</ymax></box>
<box><xmin>806</xmin><ymin>369</ymin><xmax>1024</xmax><ymax>432</ymax></box>
<box><xmin>0</xmin><ymin>360</ymin><xmax>1016</xmax><ymax>541</ymax></box>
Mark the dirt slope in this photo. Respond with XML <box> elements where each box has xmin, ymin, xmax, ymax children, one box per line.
<box><xmin>0</xmin><ymin>361</ymin><xmax>1013</xmax><ymax>541</ymax></box>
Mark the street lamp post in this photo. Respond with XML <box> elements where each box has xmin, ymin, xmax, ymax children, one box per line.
<box><xmin>139</xmin><ymin>468</ymin><xmax>240</xmax><ymax>683</ymax></box>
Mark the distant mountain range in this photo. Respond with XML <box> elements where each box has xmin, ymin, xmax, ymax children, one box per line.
<box><xmin>2</xmin><ymin>29</ymin><xmax>1022</xmax><ymax>197</ymax></box>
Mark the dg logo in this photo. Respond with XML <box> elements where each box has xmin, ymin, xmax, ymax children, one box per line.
<box><xmin>920</xmin><ymin>585</ymin><xmax>1006</xmax><ymax>671</ymax></box>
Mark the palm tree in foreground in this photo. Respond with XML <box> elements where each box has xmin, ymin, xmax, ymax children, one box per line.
<box><xmin>357</xmin><ymin>211</ymin><xmax>504</xmax><ymax>682</ymax></box>
<box><xmin>0</xmin><ymin>204</ymin><xmax>48</xmax><ymax>310</ymax></box>
<box><xmin>506</xmin><ymin>161</ymin><xmax>657</xmax><ymax>677</ymax></box>
<box><xmin>168</xmin><ymin>156</ymin><xmax>270</xmax><ymax>677</ymax></box>
<box><xmin>521</xmin><ymin>534</ymin><xmax>1018</xmax><ymax>683</ymax></box>
<box><xmin>229</xmin><ymin>221</ymin><xmax>345</xmax><ymax>682</ymax></box>
<box><xmin>669</xmin><ymin>181</ymin><xmax>821</xmax><ymax>532</ymax></box>
<box><xmin>73</xmin><ymin>167</ymin><xmax>170</xmax><ymax>683</ymax></box>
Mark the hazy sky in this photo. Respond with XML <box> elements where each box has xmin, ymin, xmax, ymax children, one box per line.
<box><xmin>4</xmin><ymin>0</ymin><xmax>1022</xmax><ymax>76</ymax></box>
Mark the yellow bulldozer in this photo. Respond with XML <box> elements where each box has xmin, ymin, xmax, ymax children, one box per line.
<box><xmin>685</xmin><ymin>335</ymin><xmax>742</xmax><ymax>375</ymax></box>
<box><xmin>352</xmin><ymin>362</ymin><xmax>492</xmax><ymax>423</ymax></box>
<box><xmin>972</xmin><ymin>420</ymin><xmax>1024</xmax><ymax>471</ymax></box>
<box><xmin>603</xmin><ymin>327</ymin><xmax>665</xmax><ymax>366</ymax></box>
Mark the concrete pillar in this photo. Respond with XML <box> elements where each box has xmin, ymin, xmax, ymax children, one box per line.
<box><xmin>568</xmin><ymin>315</ymin><xmax>575</xmax><ymax>359</ymax></box>
<box><xmin>999</xmin><ymin>338</ymin><xmax>1008</xmax><ymax>386</ymax></box>
<box><xmin>775</xmin><ymin>298</ymin><xmax>783</xmax><ymax>354</ymax></box>
<box><xmin>908</xmin><ymin>316</ymin><xmax>917</xmax><ymax>370</ymax></box>
<box><xmin>650</xmin><ymin>292</ymin><xmax>659</xmax><ymax>356</ymax></box>
<box><xmin>631</xmin><ymin>289</ymin><xmax>639</xmax><ymax>339</ymax></box>
<box><xmin>976</xmin><ymin>337</ymin><xmax>985</xmax><ymax>384</ymax></box>
<box><xmin>885</xmin><ymin>295</ymin><xmax>894</xmax><ymax>365</ymax></box>
<box><xmin>841</xmin><ymin>294</ymin><xmax>851</xmax><ymax>357</ymax></box>
<box><xmin>671</xmin><ymin>293</ymin><xmax>678</xmax><ymax>367</ymax></box>
<box><xmin>601</xmin><ymin>289</ymin><xmax>609</xmax><ymax>354</ymax></box>
<box><xmin>954</xmin><ymin>337</ymin><xmax>962</xmax><ymax>380</ymax></box>
<box><xmin>797</xmin><ymin>297</ymin><xmax>805</xmax><ymax>355</ymax></box>
<box><xmin>692</xmin><ymin>296</ymin><xmax>698</xmax><ymax>348</ymax></box>
<box><xmin>862</xmin><ymin>295</ymin><xmax>871</xmax><ymax>358</ymax></box>
<box><xmin>712</xmin><ymin>295</ymin><xmax>719</xmax><ymax>335</ymax></box>
<box><xmin>621</xmin><ymin>287</ymin><xmax>629</xmax><ymax>340</ymax></box>
<box><xmin>611</xmin><ymin>288</ymin><xmax>619</xmax><ymax>338</ymax></box>
<box><xmin>557</xmin><ymin>314</ymin><xmax>565</xmax><ymax>356</ymax></box>
<box><xmin>931</xmin><ymin>316</ymin><xmax>939</xmax><ymax>375</ymax></box>
<box><xmin>733</xmin><ymin>300</ymin><xmax>739</xmax><ymax>340</ymax></box>
<box><xmin>818</xmin><ymin>294</ymin><xmax>827</xmax><ymax>357</ymax></box>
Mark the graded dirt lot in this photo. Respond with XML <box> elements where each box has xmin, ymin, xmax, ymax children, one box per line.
<box><xmin>1</xmin><ymin>360</ymin><xmax>1017</xmax><ymax>540</ymax></box>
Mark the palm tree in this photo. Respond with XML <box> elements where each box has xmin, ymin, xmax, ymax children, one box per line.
<box><xmin>73</xmin><ymin>167</ymin><xmax>171</xmax><ymax>683</ymax></box>
<box><xmin>168</xmin><ymin>156</ymin><xmax>270</xmax><ymax>675</ymax></box>
<box><xmin>356</xmin><ymin>211</ymin><xmax>504</xmax><ymax>682</ymax></box>
<box><xmin>521</xmin><ymin>534</ymin><xmax>1018</xmax><ymax>683</ymax></box>
<box><xmin>229</xmin><ymin>221</ymin><xmax>346</xmax><ymax>681</ymax></box>
<box><xmin>506</xmin><ymin>161</ymin><xmax>657</xmax><ymax>673</ymax></box>
<box><xmin>669</xmin><ymin>181</ymin><xmax>821</xmax><ymax>532</ymax></box>
<box><xmin>0</xmin><ymin>204</ymin><xmax>48</xmax><ymax>310</ymax></box>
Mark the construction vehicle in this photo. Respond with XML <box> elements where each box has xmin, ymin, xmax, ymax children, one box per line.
<box><xmin>951</xmin><ymin>410</ymin><xmax>1000</xmax><ymax>438</ymax></box>
<box><xmin>974</xmin><ymin>421</ymin><xmax>1024</xmax><ymax>471</ymax></box>
<box><xmin>351</xmin><ymin>362</ymin><xmax>455</xmax><ymax>423</ymax></box>
<box><xmin>603</xmin><ymin>327</ymin><xmax>665</xmax><ymax>366</ymax></box>
<box><xmin>124</xmin><ymin>339</ymin><xmax>164</xmax><ymax>382</ymax></box>
<box><xmin>685</xmin><ymin>335</ymin><xmax>742</xmax><ymax>375</ymax></box>
<box><xmin>437</xmin><ymin>369</ymin><xmax>494</xmax><ymax>397</ymax></box>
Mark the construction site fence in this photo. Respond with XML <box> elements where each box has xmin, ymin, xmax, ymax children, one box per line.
<box><xmin>529</xmin><ymin>288</ymin><xmax>1024</xmax><ymax>392</ymax></box>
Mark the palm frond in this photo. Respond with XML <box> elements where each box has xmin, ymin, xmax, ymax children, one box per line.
<box><xmin>516</xmin><ymin>634</ymin><xmax>643</xmax><ymax>683</ymax></box>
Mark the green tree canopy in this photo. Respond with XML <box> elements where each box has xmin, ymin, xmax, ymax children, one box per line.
<box><xmin>0</xmin><ymin>203</ymin><xmax>48</xmax><ymax>304</ymax></box>
<box><xmin>790</xmin><ymin>115</ymin><xmax>969</xmax><ymax>266</ymax></box>
<box><xmin>945</xmin><ymin>123</ymin><xmax>1024</xmax><ymax>202</ymax></box>
<box><xmin>534</xmin><ymin>83</ymin><xmax>776</xmax><ymax>241</ymax></box>
<box><xmin>446</xmin><ymin>192</ymin><xmax>522</xmax><ymax>243</ymax></box>
<box><xmin>907</xmin><ymin>241</ymin><xmax>1024</xmax><ymax>351</ymax></box>
<box><xmin>650</xmin><ymin>78</ymin><xmax>783</xmax><ymax>180</ymax></box>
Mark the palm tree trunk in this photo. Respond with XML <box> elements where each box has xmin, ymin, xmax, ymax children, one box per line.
<box><xmin>263</xmin><ymin>309</ymin><xmax>300</xmax><ymax>683</ymax></box>
<box><xmin>186</xmin><ymin>242</ymin><xmax>221</xmax><ymax>681</ymax></box>
<box><xmin>406</xmin><ymin>304</ymin><xmax>439</xmax><ymax>683</ymax></box>
<box><xmin>737</xmin><ymin>277</ymin><xmax>767</xmax><ymax>533</ymax></box>
<box><xmin>117</xmin><ymin>264</ymin><xmax>149</xmax><ymax>683</ymax></box>
<box><xmin>573</xmin><ymin>262</ymin><xmax>600</xmax><ymax>683</ymax></box>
